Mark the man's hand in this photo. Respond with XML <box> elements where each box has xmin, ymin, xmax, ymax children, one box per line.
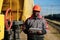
<box><xmin>37</xmin><ymin>30</ymin><xmax>42</xmax><ymax>34</ymax></box>
<box><xmin>28</xmin><ymin>30</ymin><xmax>32</xmax><ymax>33</ymax></box>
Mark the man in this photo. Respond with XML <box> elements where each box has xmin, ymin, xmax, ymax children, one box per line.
<box><xmin>23</xmin><ymin>5</ymin><xmax>48</xmax><ymax>40</ymax></box>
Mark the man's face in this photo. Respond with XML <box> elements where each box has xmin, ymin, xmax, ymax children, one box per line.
<box><xmin>33</xmin><ymin>10</ymin><xmax>40</xmax><ymax>17</ymax></box>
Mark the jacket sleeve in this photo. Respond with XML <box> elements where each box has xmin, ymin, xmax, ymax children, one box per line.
<box><xmin>22</xmin><ymin>19</ymin><xmax>29</xmax><ymax>34</ymax></box>
<box><xmin>42</xmin><ymin>18</ymin><xmax>48</xmax><ymax>30</ymax></box>
<box><xmin>42</xmin><ymin>18</ymin><xmax>48</xmax><ymax>34</ymax></box>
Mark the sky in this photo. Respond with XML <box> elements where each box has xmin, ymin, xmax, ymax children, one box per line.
<box><xmin>34</xmin><ymin>0</ymin><xmax>60</xmax><ymax>16</ymax></box>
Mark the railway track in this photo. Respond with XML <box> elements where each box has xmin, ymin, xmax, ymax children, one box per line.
<box><xmin>47</xmin><ymin>20</ymin><xmax>60</xmax><ymax>33</ymax></box>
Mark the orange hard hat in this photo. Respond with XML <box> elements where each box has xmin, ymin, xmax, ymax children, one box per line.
<box><xmin>33</xmin><ymin>5</ymin><xmax>41</xmax><ymax>11</ymax></box>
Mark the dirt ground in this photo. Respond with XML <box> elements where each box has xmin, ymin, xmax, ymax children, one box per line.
<box><xmin>20</xmin><ymin>25</ymin><xmax>60</xmax><ymax>40</ymax></box>
<box><xmin>45</xmin><ymin>25</ymin><xmax>60</xmax><ymax>40</ymax></box>
<box><xmin>20</xmin><ymin>31</ymin><xmax>27</xmax><ymax>40</ymax></box>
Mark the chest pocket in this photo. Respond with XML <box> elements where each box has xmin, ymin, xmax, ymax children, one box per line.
<box><xmin>28</xmin><ymin>19</ymin><xmax>43</xmax><ymax>29</ymax></box>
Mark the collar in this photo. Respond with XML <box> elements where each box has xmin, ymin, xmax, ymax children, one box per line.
<box><xmin>29</xmin><ymin>14</ymin><xmax>42</xmax><ymax>19</ymax></box>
